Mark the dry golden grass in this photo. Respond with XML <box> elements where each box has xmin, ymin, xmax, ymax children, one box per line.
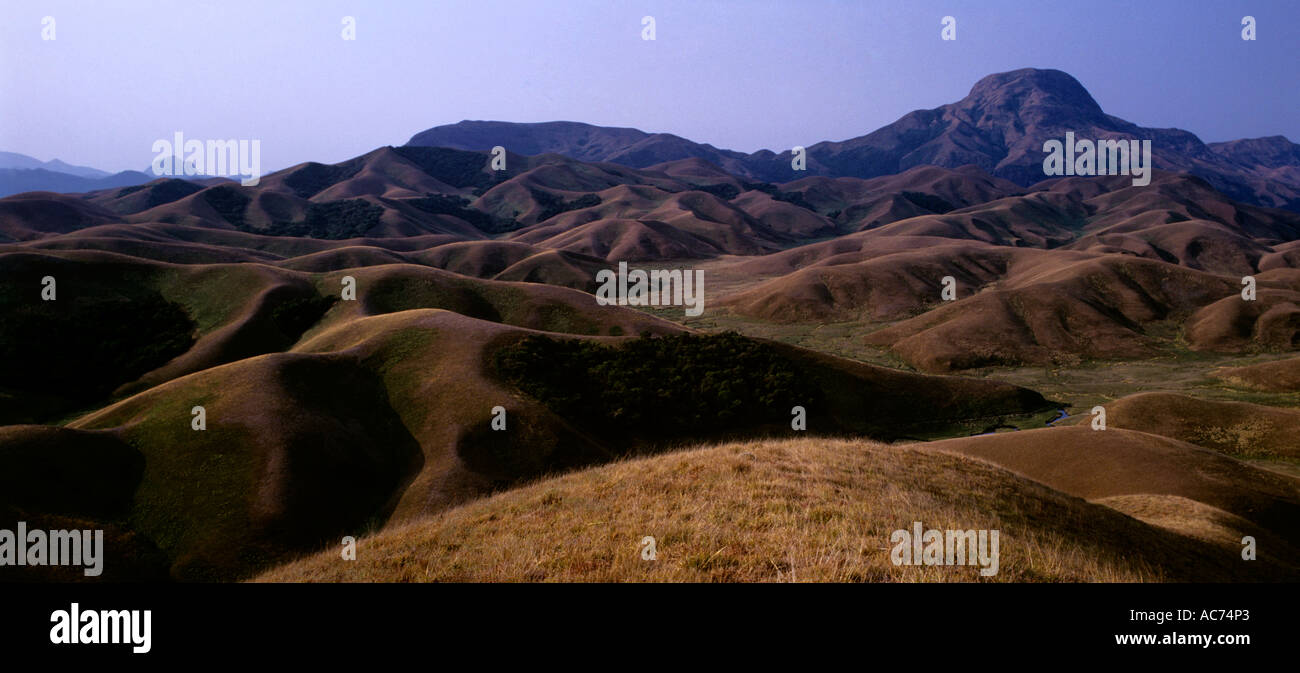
<box><xmin>254</xmin><ymin>437</ymin><xmax>1251</xmax><ymax>583</ymax></box>
<box><xmin>927</xmin><ymin>427</ymin><xmax>1300</xmax><ymax>535</ymax></box>
<box><xmin>1214</xmin><ymin>356</ymin><xmax>1300</xmax><ymax>393</ymax></box>
<box><xmin>1107</xmin><ymin>392</ymin><xmax>1300</xmax><ymax>460</ymax></box>
<box><xmin>1096</xmin><ymin>495</ymin><xmax>1258</xmax><ymax>548</ymax></box>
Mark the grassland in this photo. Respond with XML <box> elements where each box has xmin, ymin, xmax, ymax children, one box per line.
<box><xmin>255</xmin><ymin>437</ymin><xmax>1268</xmax><ymax>583</ymax></box>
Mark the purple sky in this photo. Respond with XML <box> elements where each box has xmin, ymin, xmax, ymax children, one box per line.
<box><xmin>2</xmin><ymin>0</ymin><xmax>1296</xmax><ymax>173</ymax></box>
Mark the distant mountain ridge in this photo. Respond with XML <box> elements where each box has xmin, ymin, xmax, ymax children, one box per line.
<box><xmin>0</xmin><ymin>157</ymin><xmax>224</xmax><ymax>199</ymax></box>
<box><xmin>408</xmin><ymin>120</ymin><xmax>756</xmax><ymax>176</ymax></box>
<box><xmin>9</xmin><ymin>69</ymin><xmax>1296</xmax><ymax>209</ymax></box>
<box><xmin>406</xmin><ymin>69</ymin><xmax>1300</xmax><ymax>211</ymax></box>
<box><xmin>0</xmin><ymin>151</ymin><xmax>110</xmax><ymax>178</ymax></box>
<box><xmin>0</xmin><ymin>168</ymin><xmax>159</xmax><ymax>198</ymax></box>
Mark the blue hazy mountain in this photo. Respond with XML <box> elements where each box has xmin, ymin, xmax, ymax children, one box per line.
<box><xmin>407</xmin><ymin>69</ymin><xmax>1300</xmax><ymax>211</ymax></box>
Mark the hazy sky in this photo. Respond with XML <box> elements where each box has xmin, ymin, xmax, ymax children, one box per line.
<box><xmin>2</xmin><ymin>0</ymin><xmax>1296</xmax><ymax>173</ymax></box>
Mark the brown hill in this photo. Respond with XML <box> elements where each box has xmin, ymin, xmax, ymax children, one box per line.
<box><xmin>1185</xmin><ymin>288</ymin><xmax>1300</xmax><ymax>352</ymax></box>
<box><xmin>1069</xmin><ymin>218</ymin><xmax>1270</xmax><ymax>275</ymax></box>
<box><xmin>83</xmin><ymin>178</ymin><xmax>205</xmax><ymax>215</ymax></box>
<box><xmin>511</xmin><ymin>217</ymin><xmax>726</xmax><ymax>261</ymax></box>
<box><xmin>1213</xmin><ymin>356</ymin><xmax>1300</xmax><ymax>392</ymax></box>
<box><xmin>721</xmin><ymin>242</ymin><xmax>1026</xmax><ymax>322</ymax></box>
<box><xmin>862</xmin><ymin>255</ymin><xmax>1236</xmax><ymax>371</ymax></box>
<box><xmin>1105</xmin><ymin>392</ymin><xmax>1300</xmax><ymax>460</ymax></box>
<box><xmin>490</xmin><ymin>248</ymin><xmax>610</xmax><ymax>292</ymax></box>
<box><xmin>253</xmin><ymin>437</ymin><xmax>1275</xmax><ymax>583</ymax></box>
<box><xmin>511</xmin><ymin>188</ymin><xmax>798</xmax><ymax>258</ymax></box>
<box><xmin>0</xmin><ymin>192</ymin><xmax>122</xmax><ymax>241</ymax></box>
<box><xmin>928</xmin><ymin>426</ymin><xmax>1300</xmax><ymax>574</ymax></box>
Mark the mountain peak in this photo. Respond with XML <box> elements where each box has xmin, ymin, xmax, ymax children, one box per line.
<box><xmin>0</xmin><ymin>151</ymin><xmax>111</xmax><ymax>179</ymax></box>
<box><xmin>390</xmin><ymin>69</ymin><xmax>1298</xmax><ymax>211</ymax></box>
<box><xmin>963</xmin><ymin>68</ymin><xmax>1104</xmax><ymax>118</ymax></box>
<box><xmin>406</xmin><ymin>120</ymin><xmax>651</xmax><ymax>163</ymax></box>
<box><xmin>1207</xmin><ymin>135</ymin><xmax>1300</xmax><ymax>168</ymax></box>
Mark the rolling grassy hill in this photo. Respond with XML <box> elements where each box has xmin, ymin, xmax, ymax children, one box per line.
<box><xmin>254</xmin><ymin>436</ymin><xmax>1291</xmax><ymax>582</ymax></box>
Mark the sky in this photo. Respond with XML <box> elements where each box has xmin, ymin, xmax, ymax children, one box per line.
<box><xmin>1</xmin><ymin>0</ymin><xmax>1296</xmax><ymax>174</ymax></box>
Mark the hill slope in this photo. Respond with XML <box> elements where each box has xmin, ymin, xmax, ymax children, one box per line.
<box><xmin>928</xmin><ymin>426</ymin><xmax>1300</xmax><ymax>572</ymax></box>
<box><xmin>254</xmin><ymin>437</ymin><xmax>1280</xmax><ymax>582</ymax></box>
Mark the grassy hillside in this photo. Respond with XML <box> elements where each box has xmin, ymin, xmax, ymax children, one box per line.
<box><xmin>255</xmin><ymin>437</ymin><xmax>1273</xmax><ymax>582</ymax></box>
